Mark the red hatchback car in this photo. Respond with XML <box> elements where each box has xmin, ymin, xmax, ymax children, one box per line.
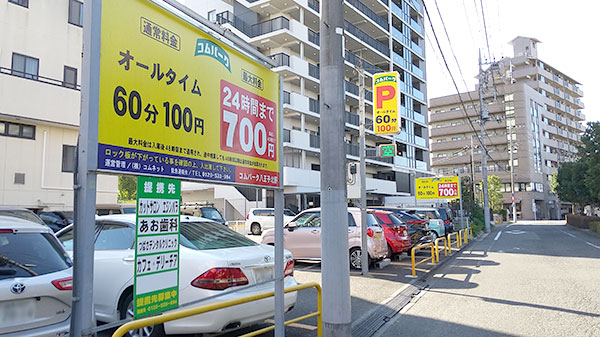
<box><xmin>371</xmin><ymin>210</ymin><xmax>412</xmax><ymax>257</ymax></box>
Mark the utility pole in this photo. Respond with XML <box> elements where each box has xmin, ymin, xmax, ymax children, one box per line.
<box><xmin>470</xmin><ymin>135</ymin><xmax>476</xmax><ymax>207</ymax></box>
<box><xmin>320</xmin><ymin>0</ymin><xmax>352</xmax><ymax>335</ymax></box>
<box><xmin>356</xmin><ymin>65</ymin><xmax>369</xmax><ymax>276</ymax></box>
<box><xmin>478</xmin><ymin>50</ymin><xmax>491</xmax><ymax>233</ymax></box>
<box><xmin>508</xmin><ymin>122</ymin><xmax>517</xmax><ymax>223</ymax></box>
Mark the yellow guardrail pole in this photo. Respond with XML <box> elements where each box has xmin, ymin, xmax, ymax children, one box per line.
<box><xmin>447</xmin><ymin>232</ymin><xmax>458</xmax><ymax>252</ymax></box>
<box><xmin>458</xmin><ymin>230</ymin><xmax>463</xmax><ymax>247</ymax></box>
<box><xmin>469</xmin><ymin>227</ymin><xmax>473</xmax><ymax>239</ymax></box>
<box><xmin>112</xmin><ymin>282</ymin><xmax>322</xmax><ymax>337</ymax></box>
<box><xmin>434</xmin><ymin>237</ymin><xmax>447</xmax><ymax>263</ymax></box>
<box><xmin>408</xmin><ymin>242</ymin><xmax>435</xmax><ymax>277</ymax></box>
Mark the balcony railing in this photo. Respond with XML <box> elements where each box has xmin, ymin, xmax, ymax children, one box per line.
<box><xmin>216</xmin><ymin>11</ymin><xmax>253</xmax><ymax>37</ymax></box>
<box><xmin>308</xmin><ymin>0</ymin><xmax>320</xmax><ymax>13</ymax></box>
<box><xmin>283</xmin><ymin>91</ymin><xmax>291</xmax><ymax>104</ymax></box>
<box><xmin>308</xmin><ymin>28</ymin><xmax>320</xmax><ymax>45</ymax></box>
<box><xmin>411</xmin><ymin>41</ymin><xmax>423</xmax><ymax>57</ymax></box>
<box><xmin>410</xmin><ymin>18</ymin><xmax>423</xmax><ymax>35</ymax></box>
<box><xmin>344</xmin><ymin>20</ymin><xmax>389</xmax><ymax>56</ymax></box>
<box><xmin>345</xmin><ymin>50</ymin><xmax>387</xmax><ymax>74</ymax></box>
<box><xmin>0</xmin><ymin>66</ymin><xmax>80</xmax><ymax>90</ymax></box>
<box><xmin>270</xmin><ymin>53</ymin><xmax>290</xmax><ymax>67</ymax></box>
<box><xmin>345</xmin><ymin>111</ymin><xmax>359</xmax><ymax>126</ymax></box>
<box><xmin>346</xmin><ymin>0</ymin><xmax>388</xmax><ymax>30</ymax></box>
<box><xmin>308</xmin><ymin>63</ymin><xmax>320</xmax><ymax>79</ymax></box>
<box><xmin>345</xmin><ymin>80</ymin><xmax>372</xmax><ymax>101</ymax></box>
<box><xmin>309</xmin><ymin>134</ymin><xmax>320</xmax><ymax>148</ymax></box>
<box><xmin>252</xmin><ymin>16</ymin><xmax>290</xmax><ymax>37</ymax></box>
<box><xmin>309</xmin><ymin>97</ymin><xmax>320</xmax><ymax>113</ymax></box>
<box><xmin>283</xmin><ymin>129</ymin><xmax>291</xmax><ymax>142</ymax></box>
<box><xmin>346</xmin><ymin>143</ymin><xmax>359</xmax><ymax>156</ymax></box>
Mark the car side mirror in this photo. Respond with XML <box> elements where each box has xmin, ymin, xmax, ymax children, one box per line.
<box><xmin>286</xmin><ymin>222</ymin><xmax>297</xmax><ymax>231</ymax></box>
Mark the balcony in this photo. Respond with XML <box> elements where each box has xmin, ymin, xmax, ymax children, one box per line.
<box><xmin>308</xmin><ymin>63</ymin><xmax>320</xmax><ymax>79</ymax></box>
<box><xmin>270</xmin><ymin>52</ymin><xmax>290</xmax><ymax>67</ymax></box>
<box><xmin>309</xmin><ymin>97</ymin><xmax>320</xmax><ymax>114</ymax></box>
<box><xmin>283</xmin><ymin>91</ymin><xmax>291</xmax><ymax>104</ymax></box>
<box><xmin>283</xmin><ymin>128</ymin><xmax>291</xmax><ymax>142</ymax></box>
<box><xmin>309</xmin><ymin>133</ymin><xmax>320</xmax><ymax>148</ymax></box>
<box><xmin>0</xmin><ymin>67</ymin><xmax>80</xmax><ymax>126</ymax></box>
<box><xmin>345</xmin><ymin>50</ymin><xmax>387</xmax><ymax>74</ymax></box>
<box><xmin>252</xmin><ymin>16</ymin><xmax>290</xmax><ymax>37</ymax></box>
<box><xmin>392</xmin><ymin>51</ymin><xmax>410</xmax><ymax>69</ymax></box>
<box><xmin>416</xmin><ymin>160</ymin><xmax>427</xmax><ymax>170</ymax></box>
<box><xmin>411</xmin><ymin>41</ymin><xmax>423</xmax><ymax>58</ymax></box>
<box><xmin>346</xmin><ymin>0</ymin><xmax>389</xmax><ymax>30</ymax></box>
<box><xmin>308</xmin><ymin>28</ymin><xmax>320</xmax><ymax>45</ymax></box>
<box><xmin>411</xmin><ymin>64</ymin><xmax>424</xmax><ymax>80</ymax></box>
<box><xmin>346</xmin><ymin>143</ymin><xmax>359</xmax><ymax>156</ymax></box>
<box><xmin>410</xmin><ymin>18</ymin><xmax>423</xmax><ymax>35</ymax></box>
<box><xmin>345</xmin><ymin>111</ymin><xmax>359</xmax><ymax>126</ymax></box>
<box><xmin>216</xmin><ymin>11</ymin><xmax>253</xmax><ymax>37</ymax></box>
<box><xmin>415</xmin><ymin>135</ymin><xmax>427</xmax><ymax>148</ymax></box>
<box><xmin>284</xmin><ymin>92</ymin><xmax>310</xmax><ymax>113</ymax></box>
<box><xmin>412</xmin><ymin>87</ymin><xmax>425</xmax><ymax>102</ymax></box>
<box><xmin>345</xmin><ymin>80</ymin><xmax>373</xmax><ymax>101</ymax></box>
<box><xmin>344</xmin><ymin>20</ymin><xmax>390</xmax><ymax>56</ymax></box>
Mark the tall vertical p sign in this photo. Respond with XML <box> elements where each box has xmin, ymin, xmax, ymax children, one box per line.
<box><xmin>373</xmin><ymin>72</ymin><xmax>399</xmax><ymax>135</ymax></box>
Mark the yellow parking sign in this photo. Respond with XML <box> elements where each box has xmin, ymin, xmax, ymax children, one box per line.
<box><xmin>373</xmin><ymin>72</ymin><xmax>400</xmax><ymax>135</ymax></box>
<box><xmin>416</xmin><ymin>176</ymin><xmax>461</xmax><ymax>200</ymax></box>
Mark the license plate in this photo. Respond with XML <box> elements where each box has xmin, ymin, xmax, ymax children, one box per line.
<box><xmin>0</xmin><ymin>299</ymin><xmax>36</xmax><ymax>325</ymax></box>
<box><xmin>253</xmin><ymin>267</ymin><xmax>274</xmax><ymax>283</ymax></box>
<box><xmin>375</xmin><ymin>232</ymin><xmax>382</xmax><ymax>239</ymax></box>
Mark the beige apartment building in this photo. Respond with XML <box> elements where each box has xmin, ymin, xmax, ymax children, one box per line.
<box><xmin>429</xmin><ymin>37</ymin><xmax>585</xmax><ymax>220</ymax></box>
<box><xmin>0</xmin><ymin>0</ymin><xmax>117</xmax><ymax>211</ymax></box>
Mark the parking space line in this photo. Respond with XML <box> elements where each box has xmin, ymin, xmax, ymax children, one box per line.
<box><xmin>494</xmin><ymin>231</ymin><xmax>502</xmax><ymax>241</ymax></box>
<box><xmin>586</xmin><ymin>242</ymin><xmax>600</xmax><ymax>249</ymax></box>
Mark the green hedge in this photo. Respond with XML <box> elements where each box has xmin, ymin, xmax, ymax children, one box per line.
<box><xmin>566</xmin><ymin>214</ymin><xmax>600</xmax><ymax>229</ymax></box>
<box><xmin>590</xmin><ymin>222</ymin><xmax>600</xmax><ymax>234</ymax></box>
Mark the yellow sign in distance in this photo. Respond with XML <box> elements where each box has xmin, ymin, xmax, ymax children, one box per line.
<box><xmin>97</xmin><ymin>0</ymin><xmax>280</xmax><ymax>188</ymax></box>
<box><xmin>416</xmin><ymin>176</ymin><xmax>461</xmax><ymax>200</ymax></box>
<box><xmin>373</xmin><ymin>72</ymin><xmax>399</xmax><ymax>135</ymax></box>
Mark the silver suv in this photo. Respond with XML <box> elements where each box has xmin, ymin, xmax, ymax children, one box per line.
<box><xmin>0</xmin><ymin>216</ymin><xmax>72</xmax><ymax>337</ymax></box>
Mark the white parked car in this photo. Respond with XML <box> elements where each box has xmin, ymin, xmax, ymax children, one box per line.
<box><xmin>261</xmin><ymin>207</ymin><xmax>387</xmax><ymax>269</ymax></box>
<box><xmin>245</xmin><ymin>208</ymin><xmax>297</xmax><ymax>235</ymax></box>
<box><xmin>56</xmin><ymin>214</ymin><xmax>297</xmax><ymax>336</ymax></box>
<box><xmin>0</xmin><ymin>216</ymin><xmax>72</xmax><ymax>337</ymax></box>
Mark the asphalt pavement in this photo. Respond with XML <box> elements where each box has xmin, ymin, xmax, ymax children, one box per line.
<box><xmin>374</xmin><ymin>221</ymin><xmax>600</xmax><ymax>337</ymax></box>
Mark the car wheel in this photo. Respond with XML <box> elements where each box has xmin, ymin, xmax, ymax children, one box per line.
<box><xmin>120</xmin><ymin>293</ymin><xmax>165</xmax><ymax>337</ymax></box>
<box><xmin>251</xmin><ymin>223</ymin><xmax>262</xmax><ymax>235</ymax></box>
<box><xmin>387</xmin><ymin>244</ymin><xmax>394</xmax><ymax>259</ymax></box>
<box><xmin>349</xmin><ymin>248</ymin><xmax>361</xmax><ymax>269</ymax></box>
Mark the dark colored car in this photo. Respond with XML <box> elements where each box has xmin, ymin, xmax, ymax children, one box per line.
<box><xmin>37</xmin><ymin>211</ymin><xmax>73</xmax><ymax>232</ymax></box>
<box><xmin>0</xmin><ymin>206</ymin><xmax>60</xmax><ymax>231</ymax></box>
<box><xmin>371</xmin><ymin>207</ymin><xmax>431</xmax><ymax>248</ymax></box>
<box><xmin>437</xmin><ymin>207</ymin><xmax>455</xmax><ymax>233</ymax></box>
<box><xmin>372</xmin><ymin>210</ymin><xmax>411</xmax><ymax>257</ymax></box>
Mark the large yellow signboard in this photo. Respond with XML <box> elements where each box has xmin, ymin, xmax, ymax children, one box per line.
<box><xmin>97</xmin><ymin>0</ymin><xmax>280</xmax><ymax>187</ymax></box>
<box><xmin>416</xmin><ymin>176</ymin><xmax>461</xmax><ymax>200</ymax></box>
<box><xmin>373</xmin><ymin>72</ymin><xmax>399</xmax><ymax>135</ymax></box>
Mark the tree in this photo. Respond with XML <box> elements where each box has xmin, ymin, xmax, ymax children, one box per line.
<box><xmin>550</xmin><ymin>172</ymin><xmax>558</xmax><ymax>195</ymax></box>
<box><xmin>555</xmin><ymin>161</ymin><xmax>593</xmax><ymax>213</ymax></box>
<box><xmin>487</xmin><ymin>175</ymin><xmax>504</xmax><ymax>214</ymax></box>
<box><xmin>118</xmin><ymin>176</ymin><xmax>137</xmax><ymax>201</ymax></box>
<box><xmin>579</xmin><ymin>122</ymin><xmax>600</xmax><ymax>203</ymax></box>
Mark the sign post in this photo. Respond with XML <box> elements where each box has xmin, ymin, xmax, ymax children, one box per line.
<box><xmin>134</xmin><ymin>176</ymin><xmax>181</xmax><ymax>318</ymax></box>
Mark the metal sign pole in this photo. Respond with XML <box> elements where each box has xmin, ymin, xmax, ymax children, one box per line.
<box><xmin>357</xmin><ymin>66</ymin><xmax>368</xmax><ymax>276</ymax></box>
<box><xmin>71</xmin><ymin>1</ymin><xmax>101</xmax><ymax>336</ymax></box>
<box><xmin>459</xmin><ymin>173</ymin><xmax>464</xmax><ymax>230</ymax></box>
<box><xmin>273</xmin><ymin>76</ymin><xmax>285</xmax><ymax>337</ymax></box>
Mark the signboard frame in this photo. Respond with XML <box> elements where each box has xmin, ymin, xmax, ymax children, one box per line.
<box><xmin>373</xmin><ymin>71</ymin><xmax>400</xmax><ymax>135</ymax></box>
<box><xmin>415</xmin><ymin>176</ymin><xmax>461</xmax><ymax>200</ymax></box>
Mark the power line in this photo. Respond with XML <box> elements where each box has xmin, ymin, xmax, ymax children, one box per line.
<box><xmin>479</xmin><ymin>0</ymin><xmax>492</xmax><ymax>61</ymax></box>
<box><xmin>424</xmin><ymin>0</ymin><xmax>509</xmax><ymax>175</ymax></box>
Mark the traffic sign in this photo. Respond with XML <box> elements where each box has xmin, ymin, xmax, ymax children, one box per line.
<box><xmin>134</xmin><ymin>176</ymin><xmax>181</xmax><ymax>318</ymax></box>
<box><xmin>378</xmin><ymin>144</ymin><xmax>396</xmax><ymax>157</ymax></box>
<box><xmin>416</xmin><ymin>176</ymin><xmax>461</xmax><ymax>200</ymax></box>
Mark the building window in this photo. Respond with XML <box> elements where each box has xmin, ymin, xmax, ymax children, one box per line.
<box><xmin>11</xmin><ymin>53</ymin><xmax>38</xmax><ymax>80</ymax></box>
<box><xmin>8</xmin><ymin>0</ymin><xmax>28</xmax><ymax>8</ymax></box>
<box><xmin>62</xmin><ymin>145</ymin><xmax>77</xmax><ymax>173</ymax></box>
<box><xmin>0</xmin><ymin>120</ymin><xmax>35</xmax><ymax>140</ymax></box>
<box><xmin>63</xmin><ymin>66</ymin><xmax>77</xmax><ymax>88</ymax></box>
<box><xmin>68</xmin><ymin>0</ymin><xmax>83</xmax><ymax>26</ymax></box>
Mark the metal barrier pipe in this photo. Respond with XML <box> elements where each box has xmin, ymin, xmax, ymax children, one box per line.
<box><xmin>434</xmin><ymin>237</ymin><xmax>448</xmax><ymax>262</ymax></box>
<box><xmin>458</xmin><ymin>230</ymin><xmax>463</xmax><ymax>246</ymax></box>
<box><xmin>112</xmin><ymin>282</ymin><xmax>322</xmax><ymax>337</ymax></box>
<box><xmin>447</xmin><ymin>232</ymin><xmax>460</xmax><ymax>251</ymax></box>
<box><xmin>409</xmin><ymin>242</ymin><xmax>435</xmax><ymax>277</ymax></box>
<box><xmin>469</xmin><ymin>227</ymin><xmax>473</xmax><ymax>239</ymax></box>
<box><xmin>463</xmin><ymin>228</ymin><xmax>468</xmax><ymax>244</ymax></box>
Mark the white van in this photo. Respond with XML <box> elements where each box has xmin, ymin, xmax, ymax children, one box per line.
<box><xmin>245</xmin><ymin>208</ymin><xmax>296</xmax><ymax>235</ymax></box>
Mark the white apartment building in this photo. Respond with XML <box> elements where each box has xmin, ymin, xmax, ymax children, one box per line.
<box><xmin>0</xmin><ymin>0</ymin><xmax>117</xmax><ymax>211</ymax></box>
<box><xmin>178</xmin><ymin>0</ymin><xmax>430</xmax><ymax>217</ymax></box>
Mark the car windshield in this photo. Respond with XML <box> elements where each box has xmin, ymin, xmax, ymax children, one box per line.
<box><xmin>0</xmin><ymin>232</ymin><xmax>71</xmax><ymax>280</ymax></box>
<box><xmin>387</xmin><ymin>213</ymin><xmax>405</xmax><ymax>225</ymax></box>
<box><xmin>201</xmin><ymin>208</ymin><xmax>224</xmax><ymax>221</ymax></box>
<box><xmin>284</xmin><ymin>210</ymin><xmax>296</xmax><ymax>217</ymax></box>
<box><xmin>180</xmin><ymin>221</ymin><xmax>257</xmax><ymax>250</ymax></box>
<box><xmin>122</xmin><ymin>207</ymin><xmax>136</xmax><ymax>214</ymax></box>
<box><xmin>366</xmin><ymin>213</ymin><xmax>380</xmax><ymax>226</ymax></box>
<box><xmin>0</xmin><ymin>210</ymin><xmax>44</xmax><ymax>225</ymax></box>
<box><xmin>291</xmin><ymin>212</ymin><xmax>321</xmax><ymax>227</ymax></box>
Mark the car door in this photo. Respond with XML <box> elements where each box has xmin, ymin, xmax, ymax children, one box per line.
<box><xmin>284</xmin><ymin>211</ymin><xmax>321</xmax><ymax>259</ymax></box>
<box><xmin>92</xmin><ymin>222</ymin><xmax>136</xmax><ymax>319</ymax></box>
